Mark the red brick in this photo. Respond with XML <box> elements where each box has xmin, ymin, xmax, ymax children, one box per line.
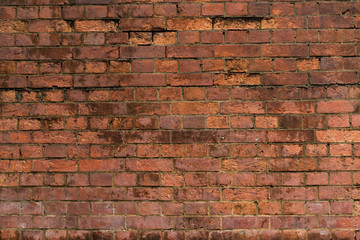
<box><xmin>32</xmin><ymin>160</ymin><xmax>77</xmax><ymax>172</ymax></box>
<box><xmin>249</xmin><ymin>3</ymin><xmax>270</xmax><ymax>15</ymax></box>
<box><xmin>272</xmin><ymin>30</ymin><xmax>295</xmax><ymax>43</ymax></box>
<box><xmin>310</xmin><ymin>44</ymin><xmax>355</xmax><ymax>56</ymax></box>
<box><xmin>309</xmin><ymin>16</ymin><xmax>354</xmax><ymax>29</ymax></box>
<box><xmin>0</xmin><ymin>202</ymin><xmax>20</xmax><ymax>214</ymax></box>
<box><xmin>0</xmin><ymin>21</ymin><xmax>27</xmax><ymax>34</ymax></box>
<box><xmin>258</xmin><ymin>202</ymin><xmax>281</xmax><ymax>215</ymax></box>
<box><xmin>114</xmin><ymin>173</ymin><xmax>136</xmax><ymax>187</ymax></box>
<box><xmin>0</xmin><ymin>7</ymin><xmax>15</xmax><ymax>19</ymax></box>
<box><xmin>0</xmin><ymin>34</ymin><xmax>14</xmax><ymax>47</ymax></box>
<box><xmin>272</xmin><ymin>3</ymin><xmax>294</xmax><ymax>15</ymax></box>
<box><xmin>178</xmin><ymin>4</ymin><xmax>200</xmax><ymax>17</ymax></box>
<box><xmin>210</xmin><ymin>202</ymin><xmax>231</xmax><ymax>215</ymax></box>
<box><xmin>85</xmin><ymin>6</ymin><xmax>107</xmax><ymax>18</ymax></box>
<box><xmin>329</xmin><ymin>172</ymin><xmax>352</xmax><ymax>185</ymax></box>
<box><xmin>167</xmin><ymin>73</ymin><xmax>212</xmax><ymax>86</ymax></box>
<box><xmin>282</xmin><ymin>202</ymin><xmax>305</xmax><ymax>214</ymax></box>
<box><xmin>0</xmin><ymin>48</ymin><xmax>26</xmax><ymax>60</ymax></box>
<box><xmin>295</xmin><ymin>2</ymin><xmax>317</xmax><ymax>15</ymax></box>
<box><xmin>159</xmin><ymin>116</ymin><xmax>181</xmax><ymax>130</ymax></box>
<box><xmin>248</xmin><ymin>30</ymin><xmax>270</xmax><ymax>43</ymax></box>
<box><xmin>137</xmin><ymin>144</ymin><xmax>160</xmax><ymax>157</ymax></box>
<box><xmin>209</xmin><ymin>172</ymin><xmax>231</xmax><ymax>186</ymax></box>
<box><xmin>179</xmin><ymin>59</ymin><xmax>201</xmax><ymax>73</ymax></box>
<box><xmin>224</xmin><ymin>3</ymin><xmax>249</xmax><ymax>16</ymax></box>
<box><xmin>281</xmin><ymin>172</ymin><xmax>304</xmax><ymax>186</ymax></box>
<box><xmin>154</xmin><ymin>4</ymin><xmax>177</xmax><ymax>17</ymax></box>
<box><xmin>223</xmin><ymin>188</ymin><xmax>268</xmax><ymax>201</ymax></box>
<box><xmin>273</xmin><ymin>59</ymin><xmax>296</xmax><ymax>72</ymax></box>
<box><xmin>262</xmin><ymin>45</ymin><xmax>307</xmax><ymax>57</ymax></box>
<box><xmin>223</xmin><ymin>217</ymin><xmax>268</xmax><ymax>229</ymax></box>
<box><xmin>174</xmin><ymin>217</ymin><xmax>220</xmax><ymax>229</ymax></box>
<box><xmin>249</xmin><ymin>59</ymin><xmax>272</xmax><ymax>71</ymax></box>
<box><xmin>62</xmin><ymin>33</ymin><xmax>82</xmax><ymax>46</ymax></box>
<box><xmin>269</xmin><ymin>158</ymin><xmax>316</xmax><ymax>172</ymax></box>
<box><xmin>33</xmin><ymin>188</ymin><xmax>78</xmax><ymax>201</ymax></box>
<box><xmin>202</xmin><ymin>3</ymin><xmax>224</xmax><ymax>16</ymax></box>
<box><xmin>214</xmin><ymin>45</ymin><xmax>260</xmax><ymax>57</ymax></box>
<box><xmin>74</xmin><ymin>20</ymin><xmax>117</xmax><ymax>32</ymax></box>
<box><xmin>0</xmin><ymin>217</ymin><xmax>31</xmax><ymax>229</ymax></box>
<box><xmin>108</xmin><ymin>5</ymin><xmax>129</xmax><ymax>18</ymax></box>
<box><xmin>139</xmin><ymin>202</ymin><xmax>161</xmax><ymax>215</ymax></box>
<box><xmin>161</xmin><ymin>173</ymin><xmax>183</xmax><ymax>187</ymax></box>
<box><xmin>39</xmin><ymin>6</ymin><xmax>61</xmax><ymax>18</ymax></box>
<box><xmin>90</xmin><ymin>173</ymin><xmax>112</xmax><ymax>187</ymax></box>
<box><xmin>129</xmin><ymin>32</ymin><xmax>152</xmax><ymax>45</ymax></box>
<box><xmin>311</xmin><ymin>72</ymin><xmax>356</xmax><ymax>85</ymax></box>
<box><xmin>262</xmin><ymin>17</ymin><xmax>306</xmax><ymax>29</ymax></box>
<box><xmin>79</xmin><ymin>217</ymin><xmax>124</xmax><ymax>230</ymax></box>
<box><xmin>106</xmin><ymin>32</ymin><xmax>128</xmax><ymax>44</ymax></box>
<box><xmin>258</xmin><ymin>230</ymin><xmax>281</xmax><ymax>240</ymax></box>
<box><xmin>28</xmin><ymin>47</ymin><xmax>71</xmax><ymax>60</ymax></box>
<box><xmin>173</xmin><ymin>102</ymin><xmax>218</xmax><ymax>115</ymax></box>
<box><xmin>20</xmin><ymin>173</ymin><xmax>42</xmax><ymax>186</ymax></box>
<box><xmin>331</xmin><ymin>201</ymin><xmax>353</xmax><ymax>214</ymax></box>
<box><xmin>73</xmin><ymin>47</ymin><xmax>118</xmax><ymax>59</ymax></box>
<box><xmin>149</xmin><ymin>32</ymin><xmax>176</xmax><ymax>45</ymax></box>
<box><xmin>172</xmin><ymin>130</ymin><xmax>219</xmax><ymax>144</ymax></box>
<box><xmin>44</xmin><ymin>145</ymin><xmax>67</xmax><ymax>158</ymax></box>
<box><xmin>167</xmin><ymin>18</ymin><xmax>211</xmax><ymax>30</ymax></box>
<box><xmin>79</xmin><ymin>188</ymin><xmax>125</xmax><ymax>201</ymax></box>
<box><xmin>0</xmin><ymin>188</ymin><xmax>30</xmax><ymax>200</ymax></box>
<box><xmin>215</xmin><ymin>73</ymin><xmax>260</xmax><ymax>86</ymax></box>
<box><xmin>120</xmin><ymin>46</ymin><xmax>165</xmax><ymax>58</ymax></box>
<box><xmin>0</xmin><ymin>132</ymin><xmax>31</xmax><ymax>143</ymax></box>
<box><xmin>221</xmin><ymin>102</ymin><xmax>265</xmax><ymax>114</ymax></box>
<box><xmin>120</xmin><ymin>18</ymin><xmax>165</xmax><ymax>31</ymax></box>
<box><xmin>126</xmin><ymin>159</ymin><xmax>172</xmax><ymax>172</ymax></box>
<box><xmin>167</xmin><ymin>45</ymin><xmax>212</xmax><ymax>58</ymax></box>
<box><xmin>127</xmin><ymin>188</ymin><xmax>173</xmax><ymax>201</ymax></box>
<box><xmin>305</xmin><ymin>172</ymin><xmax>328</xmax><ymax>186</ymax></box>
<box><xmin>67</xmin><ymin>174</ymin><xmax>88</xmax><ymax>187</ymax></box>
<box><xmin>306</xmin><ymin>202</ymin><xmax>329</xmax><ymax>215</ymax></box>
<box><xmin>175</xmin><ymin>158</ymin><xmax>219</xmax><ymax>172</ymax></box>
<box><xmin>224</xmin><ymin>30</ymin><xmax>247</xmax><ymax>43</ymax></box>
<box><xmin>317</xmin><ymin>100</ymin><xmax>358</xmax><ymax>113</ymax></box>
<box><xmin>79</xmin><ymin>159</ymin><xmax>124</xmax><ymax>171</ymax></box>
<box><xmin>121</xmin><ymin>74</ymin><xmax>165</xmax><ymax>87</ymax></box>
<box><xmin>214</xmin><ymin>17</ymin><xmax>260</xmax><ymax>30</ymax></box>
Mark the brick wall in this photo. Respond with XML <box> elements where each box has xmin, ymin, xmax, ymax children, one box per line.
<box><xmin>1</xmin><ymin>0</ymin><xmax>360</xmax><ymax>239</ymax></box>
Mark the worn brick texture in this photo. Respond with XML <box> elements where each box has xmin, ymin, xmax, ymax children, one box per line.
<box><xmin>1</xmin><ymin>0</ymin><xmax>360</xmax><ymax>239</ymax></box>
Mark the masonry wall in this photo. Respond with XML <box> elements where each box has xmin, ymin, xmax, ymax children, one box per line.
<box><xmin>1</xmin><ymin>0</ymin><xmax>360</xmax><ymax>239</ymax></box>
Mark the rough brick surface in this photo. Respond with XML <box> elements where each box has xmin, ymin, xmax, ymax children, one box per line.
<box><xmin>0</xmin><ymin>0</ymin><xmax>360</xmax><ymax>238</ymax></box>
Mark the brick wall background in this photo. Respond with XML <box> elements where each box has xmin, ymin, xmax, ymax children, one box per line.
<box><xmin>1</xmin><ymin>0</ymin><xmax>360</xmax><ymax>239</ymax></box>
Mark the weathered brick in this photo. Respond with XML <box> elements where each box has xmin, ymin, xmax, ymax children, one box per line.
<box><xmin>167</xmin><ymin>18</ymin><xmax>212</xmax><ymax>30</ymax></box>
<box><xmin>214</xmin><ymin>73</ymin><xmax>260</xmax><ymax>86</ymax></box>
<box><xmin>223</xmin><ymin>217</ymin><xmax>269</xmax><ymax>229</ymax></box>
<box><xmin>262</xmin><ymin>45</ymin><xmax>308</xmax><ymax>57</ymax></box>
<box><xmin>120</xmin><ymin>18</ymin><xmax>165</xmax><ymax>31</ymax></box>
<box><xmin>167</xmin><ymin>46</ymin><xmax>212</xmax><ymax>58</ymax></box>
<box><xmin>73</xmin><ymin>47</ymin><xmax>118</xmax><ymax>59</ymax></box>
<box><xmin>173</xmin><ymin>102</ymin><xmax>218</xmax><ymax>115</ymax></box>
<box><xmin>310</xmin><ymin>44</ymin><xmax>355</xmax><ymax>56</ymax></box>
<box><xmin>214</xmin><ymin>45</ymin><xmax>260</xmax><ymax>57</ymax></box>
<box><xmin>213</xmin><ymin>17</ymin><xmax>261</xmax><ymax>30</ymax></box>
<box><xmin>167</xmin><ymin>73</ymin><xmax>213</xmax><ymax>86</ymax></box>
<box><xmin>0</xmin><ymin>21</ymin><xmax>26</xmax><ymax>33</ymax></box>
